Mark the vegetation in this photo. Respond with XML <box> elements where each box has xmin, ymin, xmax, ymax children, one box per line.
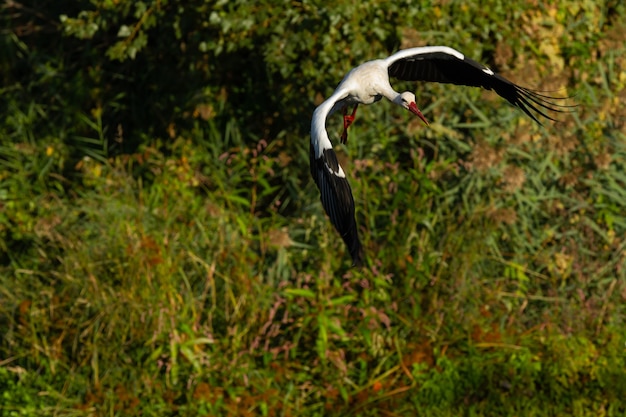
<box><xmin>1</xmin><ymin>0</ymin><xmax>625</xmax><ymax>415</ymax></box>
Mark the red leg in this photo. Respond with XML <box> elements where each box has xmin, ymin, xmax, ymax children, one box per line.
<box><xmin>341</xmin><ymin>104</ymin><xmax>359</xmax><ymax>144</ymax></box>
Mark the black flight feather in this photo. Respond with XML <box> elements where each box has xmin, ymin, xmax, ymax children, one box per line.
<box><xmin>310</xmin><ymin>143</ymin><xmax>364</xmax><ymax>266</ymax></box>
<box><xmin>388</xmin><ymin>52</ymin><xmax>572</xmax><ymax>124</ymax></box>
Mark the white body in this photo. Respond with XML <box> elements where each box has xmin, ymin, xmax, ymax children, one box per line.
<box><xmin>311</xmin><ymin>46</ymin><xmax>462</xmax><ymax>159</ymax></box>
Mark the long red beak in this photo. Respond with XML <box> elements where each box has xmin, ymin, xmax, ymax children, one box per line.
<box><xmin>409</xmin><ymin>102</ymin><xmax>429</xmax><ymax>126</ymax></box>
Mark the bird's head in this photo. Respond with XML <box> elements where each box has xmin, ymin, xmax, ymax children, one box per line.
<box><xmin>397</xmin><ymin>92</ymin><xmax>429</xmax><ymax>126</ymax></box>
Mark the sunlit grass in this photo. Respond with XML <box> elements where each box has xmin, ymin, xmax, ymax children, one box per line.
<box><xmin>3</xmin><ymin>117</ymin><xmax>625</xmax><ymax>414</ymax></box>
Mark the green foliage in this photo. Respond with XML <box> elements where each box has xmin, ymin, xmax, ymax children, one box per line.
<box><xmin>2</xmin><ymin>0</ymin><xmax>626</xmax><ymax>415</ymax></box>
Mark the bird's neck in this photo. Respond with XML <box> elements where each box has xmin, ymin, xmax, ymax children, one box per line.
<box><xmin>374</xmin><ymin>82</ymin><xmax>401</xmax><ymax>106</ymax></box>
<box><xmin>390</xmin><ymin>92</ymin><xmax>404</xmax><ymax>106</ymax></box>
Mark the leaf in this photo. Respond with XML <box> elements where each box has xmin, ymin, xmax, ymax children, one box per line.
<box><xmin>117</xmin><ymin>25</ymin><xmax>131</xmax><ymax>37</ymax></box>
<box><xmin>329</xmin><ymin>295</ymin><xmax>356</xmax><ymax>306</ymax></box>
<box><xmin>283</xmin><ymin>288</ymin><xmax>316</xmax><ymax>299</ymax></box>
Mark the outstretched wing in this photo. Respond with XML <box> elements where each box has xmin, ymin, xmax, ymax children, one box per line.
<box><xmin>309</xmin><ymin>142</ymin><xmax>363</xmax><ymax>267</ymax></box>
<box><xmin>310</xmin><ymin>87</ymin><xmax>364</xmax><ymax>267</ymax></box>
<box><xmin>385</xmin><ymin>46</ymin><xmax>571</xmax><ymax>124</ymax></box>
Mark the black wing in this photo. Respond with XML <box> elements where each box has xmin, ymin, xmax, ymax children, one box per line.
<box><xmin>310</xmin><ymin>143</ymin><xmax>364</xmax><ymax>267</ymax></box>
<box><xmin>386</xmin><ymin>47</ymin><xmax>571</xmax><ymax>124</ymax></box>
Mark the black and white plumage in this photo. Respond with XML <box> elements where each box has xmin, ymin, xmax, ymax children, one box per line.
<box><xmin>310</xmin><ymin>46</ymin><xmax>569</xmax><ymax>266</ymax></box>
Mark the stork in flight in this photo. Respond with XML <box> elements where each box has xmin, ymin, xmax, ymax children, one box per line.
<box><xmin>310</xmin><ymin>46</ymin><xmax>569</xmax><ymax>267</ymax></box>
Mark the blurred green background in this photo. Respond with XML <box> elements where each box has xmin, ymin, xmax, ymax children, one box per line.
<box><xmin>1</xmin><ymin>1</ymin><xmax>625</xmax><ymax>415</ymax></box>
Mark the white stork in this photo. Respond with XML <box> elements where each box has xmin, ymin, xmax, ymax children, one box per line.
<box><xmin>310</xmin><ymin>46</ymin><xmax>569</xmax><ymax>267</ymax></box>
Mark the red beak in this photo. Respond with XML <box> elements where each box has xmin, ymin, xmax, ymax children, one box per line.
<box><xmin>409</xmin><ymin>102</ymin><xmax>429</xmax><ymax>126</ymax></box>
